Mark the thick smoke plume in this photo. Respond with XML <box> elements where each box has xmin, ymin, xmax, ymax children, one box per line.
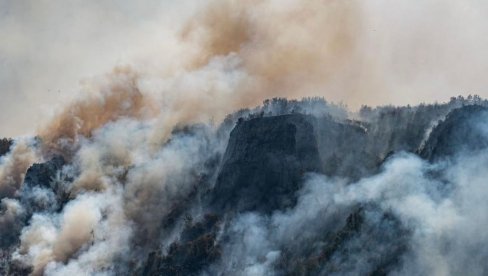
<box><xmin>39</xmin><ymin>68</ymin><xmax>156</xmax><ymax>156</ymax></box>
<box><xmin>38</xmin><ymin>0</ymin><xmax>362</xmax><ymax>155</ymax></box>
<box><xmin>1</xmin><ymin>1</ymin><xmax>488</xmax><ymax>276</ymax></box>
<box><xmin>4</xmin><ymin>0</ymin><xmax>488</xmax><ymax>137</ymax></box>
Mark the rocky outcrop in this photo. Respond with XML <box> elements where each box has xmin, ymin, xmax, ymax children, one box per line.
<box><xmin>211</xmin><ymin>113</ymin><xmax>384</xmax><ymax>214</ymax></box>
<box><xmin>211</xmin><ymin>114</ymin><xmax>322</xmax><ymax>213</ymax></box>
<box><xmin>0</xmin><ymin>138</ymin><xmax>13</xmax><ymax>157</ymax></box>
<box><xmin>420</xmin><ymin>105</ymin><xmax>488</xmax><ymax>161</ymax></box>
<box><xmin>23</xmin><ymin>155</ymin><xmax>65</xmax><ymax>188</ymax></box>
<box><xmin>20</xmin><ymin>155</ymin><xmax>68</xmax><ymax>215</ymax></box>
<box><xmin>314</xmin><ymin>117</ymin><xmax>379</xmax><ymax>179</ymax></box>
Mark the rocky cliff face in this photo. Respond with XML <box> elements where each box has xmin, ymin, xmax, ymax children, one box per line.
<box><xmin>0</xmin><ymin>138</ymin><xmax>13</xmax><ymax>157</ymax></box>
<box><xmin>212</xmin><ymin>114</ymin><xmax>322</xmax><ymax>214</ymax></box>
<box><xmin>420</xmin><ymin>105</ymin><xmax>488</xmax><ymax>161</ymax></box>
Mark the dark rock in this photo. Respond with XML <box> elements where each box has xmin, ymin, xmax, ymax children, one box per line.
<box><xmin>211</xmin><ymin>113</ymin><xmax>383</xmax><ymax>214</ymax></box>
<box><xmin>421</xmin><ymin>105</ymin><xmax>488</xmax><ymax>161</ymax></box>
<box><xmin>211</xmin><ymin>114</ymin><xmax>322</xmax><ymax>213</ymax></box>
<box><xmin>314</xmin><ymin>117</ymin><xmax>379</xmax><ymax>179</ymax></box>
<box><xmin>0</xmin><ymin>138</ymin><xmax>13</xmax><ymax>157</ymax></box>
<box><xmin>21</xmin><ymin>155</ymin><xmax>68</xmax><ymax>214</ymax></box>
<box><xmin>23</xmin><ymin>155</ymin><xmax>65</xmax><ymax>189</ymax></box>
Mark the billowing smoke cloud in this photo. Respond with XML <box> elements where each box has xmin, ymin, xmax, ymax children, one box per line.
<box><xmin>3</xmin><ymin>0</ymin><xmax>488</xmax><ymax>137</ymax></box>
<box><xmin>2</xmin><ymin>1</ymin><xmax>488</xmax><ymax>275</ymax></box>
<box><xmin>39</xmin><ymin>67</ymin><xmax>157</xmax><ymax>156</ymax></box>
<box><xmin>36</xmin><ymin>0</ymin><xmax>362</xmax><ymax>155</ymax></box>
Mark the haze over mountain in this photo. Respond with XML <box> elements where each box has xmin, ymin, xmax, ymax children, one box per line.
<box><xmin>2</xmin><ymin>1</ymin><xmax>488</xmax><ymax>275</ymax></box>
<box><xmin>2</xmin><ymin>0</ymin><xmax>488</xmax><ymax>136</ymax></box>
<box><xmin>2</xmin><ymin>96</ymin><xmax>488</xmax><ymax>275</ymax></box>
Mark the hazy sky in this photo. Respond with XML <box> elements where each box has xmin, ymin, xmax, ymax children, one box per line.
<box><xmin>0</xmin><ymin>0</ymin><xmax>202</xmax><ymax>137</ymax></box>
<box><xmin>1</xmin><ymin>0</ymin><xmax>488</xmax><ymax>137</ymax></box>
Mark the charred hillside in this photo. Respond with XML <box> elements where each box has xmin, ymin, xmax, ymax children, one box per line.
<box><xmin>1</xmin><ymin>97</ymin><xmax>488</xmax><ymax>275</ymax></box>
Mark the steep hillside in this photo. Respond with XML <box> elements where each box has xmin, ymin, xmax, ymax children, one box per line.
<box><xmin>1</xmin><ymin>98</ymin><xmax>488</xmax><ymax>275</ymax></box>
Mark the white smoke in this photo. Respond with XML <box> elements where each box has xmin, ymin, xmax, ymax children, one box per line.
<box><xmin>215</xmin><ymin>146</ymin><xmax>488</xmax><ymax>275</ymax></box>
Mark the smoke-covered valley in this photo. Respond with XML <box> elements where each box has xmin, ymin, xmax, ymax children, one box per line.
<box><xmin>3</xmin><ymin>0</ymin><xmax>488</xmax><ymax>275</ymax></box>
